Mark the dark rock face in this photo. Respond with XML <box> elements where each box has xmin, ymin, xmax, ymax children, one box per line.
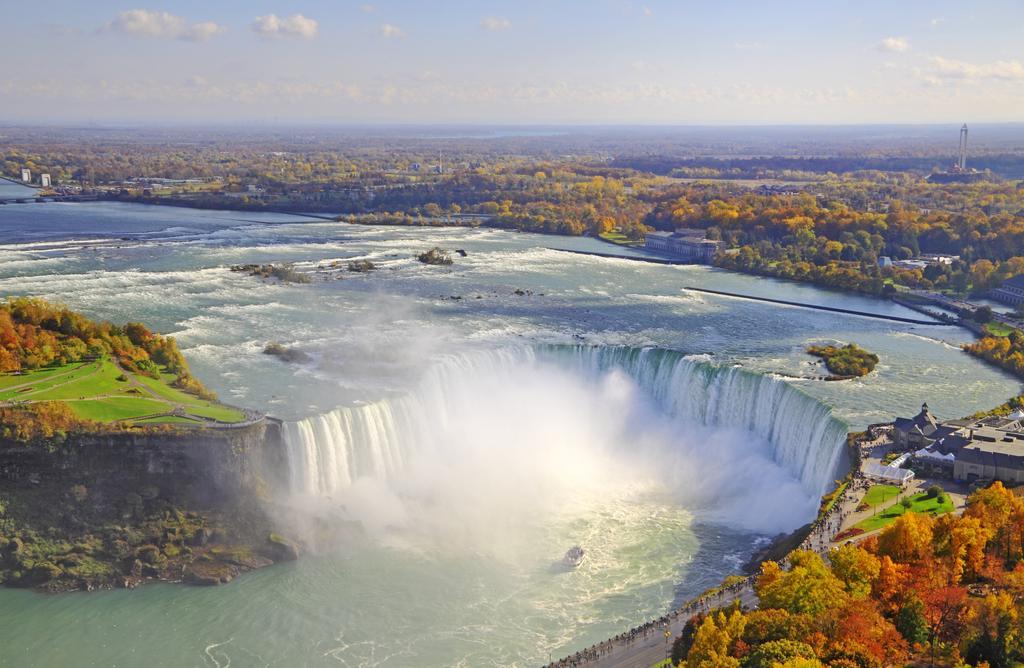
<box><xmin>0</xmin><ymin>420</ymin><xmax>297</xmax><ymax>591</ymax></box>
<box><xmin>0</xmin><ymin>420</ymin><xmax>290</xmax><ymax>501</ymax></box>
<box><xmin>266</xmin><ymin>533</ymin><xmax>300</xmax><ymax>562</ymax></box>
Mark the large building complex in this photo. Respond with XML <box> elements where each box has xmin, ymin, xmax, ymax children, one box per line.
<box><xmin>990</xmin><ymin>275</ymin><xmax>1024</xmax><ymax>307</ymax></box>
<box><xmin>644</xmin><ymin>229</ymin><xmax>722</xmax><ymax>263</ymax></box>
<box><xmin>894</xmin><ymin>403</ymin><xmax>1024</xmax><ymax>483</ymax></box>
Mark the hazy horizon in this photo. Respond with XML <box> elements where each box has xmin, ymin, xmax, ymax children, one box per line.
<box><xmin>2</xmin><ymin>0</ymin><xmax>1022</xmax><ymax>125</ymax></box>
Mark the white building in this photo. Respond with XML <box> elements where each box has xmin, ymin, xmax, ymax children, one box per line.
<box><xmin>20</xmin><ymin>168</ymin><xmax>30</xmax><ymax>183</ymax></box>
<box><xmin>863</xmin><ymin>461</ymin><xmax>915</xmax><ymax>485</ymax></box>
<box><xmin>40</xmin><ymin>174</ymin><xmax>51</xmax><ymax>188</ymax></box>
<box><xmin>991</xmin><ymin>275</ymin><xmax>1024</xmax><ymax>307</ymax></box>
<box><xmin>644</xmin><ymin>230</ymin><xmax>722</xmax><ymax>264</ymax></box>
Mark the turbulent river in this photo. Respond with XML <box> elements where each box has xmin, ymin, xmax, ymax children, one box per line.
<box><xmin>0</xmin><ymin>202</ymin><xmax>1018</xmax><ymax>667</ymax></box>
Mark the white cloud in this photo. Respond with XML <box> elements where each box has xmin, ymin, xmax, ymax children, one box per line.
<box><xmin>104</xmin><ymin>9</ymin><xmax>226</xmax><ymax>42</ymax></box>
<box><xmin>481</xmin><ymin>16</ymin><xmax>511</xmax><ymax>31</ymax></box>
<box><xmin>928</xmin><ymin>56</ymin><xmax>1024</xmax><ymax>82</ymax></box>
<box><xmin>642</xmin><ymin>6</ymin><xmax>652</xmax><ymax>16</ymax></box>
<box><xmin>380</xmin><ymin>23</ymin><xmax>405</xmax><ymax>38</ymax></box>
<box><xmin>877</xmin><ymin>36</ymin><xmax>910</xmax><ymax>53</ymax></box>
<box><xmin>930</xmin><ymin>17</ymin><xmax>945</xmax><ymax>27</ymax></box>
<box><xmin>360</xmin><ymin>4</ymin><xmax>376</xmax><ymax>12</ymax></box>
<box><xmin>734</xmin><ymin>41</ymin><xmax>762</xmax><ymax>50</ymax></box>
<box><xmin>186</xmin><ymin>22</ymin><xmax>227</xmax><ymax>42</ymax></box>
<box><xmin>251</xmin><ymin>14</ymin><xmax>318</xmax><ymax>39</ymax></box>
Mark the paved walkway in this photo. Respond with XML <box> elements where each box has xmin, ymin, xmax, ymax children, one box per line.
<box><xmin>545</xmin><ymin>581</ymin><xmax>757</xmax><ymax>668</ymax></box>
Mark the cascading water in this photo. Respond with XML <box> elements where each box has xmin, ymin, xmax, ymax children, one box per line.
<box><xmin>282</xmin><ymin>345</ymin><xmax>848</xmax><ymax>510</ymax></box>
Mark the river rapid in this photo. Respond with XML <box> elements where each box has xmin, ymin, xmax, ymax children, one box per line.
<box><xmin>0</xmin><ymin>202</ymin><xmax>1017</xmax><ymax>667</ymax></box>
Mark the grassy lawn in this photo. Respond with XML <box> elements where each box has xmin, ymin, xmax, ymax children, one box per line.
<box><xmin>0</xmin><ymin>362</ymin><xmax>100</xmax><ymax>400</ymax></box>
<box><xmin>66</xmin><ymin>396</ymin><xmax>168</xmax><ymax>422</ymax></box>
<box><xmin>28</xmin><ymin>359</ymin><xmax>127</xmax><ymax>401</ymax></box>
<box><xmin>599</xmin><ymin>231</ymin><xmax>643</xmax><ymax>247</ymax></box>
<box><xmin>0</xmin><ymin>363</ymin><xmax>87</xmax><ymax>392</ymax></box>
<box><xmin>985</xmin><ymin>321</ymin><xmax>1015</xmax><ymax>337</ymax></box>
<box><xmin>1</xmin><ymin>356</ymin><xmax>245</xmax><ymax>425</ymax></box>
<box><xmin>133</xmin><ymin>373</ymin><xmax>245</xmax><ymax>422</ymax></box>
<box><xmin>132</xmin><ymin>415</ymin><xmax>204</xmax><ymax>426</ymax></box>
<box><xmin>181</xmin><ymin>403</ymin><xmax>245</xmax><ymax>423</ymax></box>
<box><xmin>855</xmin><ymin>491</ymin><xmax>955</xmax><ymax>533</ymax></box>
<box><xmin>862</xmin><ymin>484</ymin><xmax>901</xmax><ymax>507</ymax></box>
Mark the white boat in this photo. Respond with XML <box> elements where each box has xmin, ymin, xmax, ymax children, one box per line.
<box><xmin>563</xmin><ymin>546</ymin><xmax>585</xmax><ymax>568</ymax></box>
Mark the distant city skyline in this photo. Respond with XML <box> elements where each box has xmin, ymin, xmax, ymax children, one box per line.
<box><xmin>1</xmin><ymin>0</ymin><xmax>1022</xmax><ymax>124</ymax></box>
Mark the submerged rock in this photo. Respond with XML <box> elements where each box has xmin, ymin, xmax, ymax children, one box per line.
<box><xmin>347</xmin><ymin>259</ymin><xmax>377</xmax><ymax>273</ymax></box>
<box><xmin>265</xmin><ymin>533</ymin><xmax>300</xmax><ymax>562</ymax></box>
<box><xmin>263</xmin><ymin>342</ymin><xmax>312</xmax><ymax>364</ymax></box>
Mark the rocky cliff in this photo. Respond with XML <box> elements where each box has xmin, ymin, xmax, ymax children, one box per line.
<box><xmin>0</xmin><ymin>419</ymin><xmax>288</xmax><ymax>500</ymax></box>
<box><xmin>0</xmin><ymin>420</ymin><xmax>300</xmax><ymax>591</ymax></box>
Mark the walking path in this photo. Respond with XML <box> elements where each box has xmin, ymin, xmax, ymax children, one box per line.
<box><xmin>545</xmin><ymin>579</ymin><xmax>757</xmax><ymax>668</ymax></box>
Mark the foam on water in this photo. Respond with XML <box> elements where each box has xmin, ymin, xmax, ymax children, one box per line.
<box><xmin>282</xmin><ymin>345</ymin><xmax>848</xmax><ymax>535</ymax></box>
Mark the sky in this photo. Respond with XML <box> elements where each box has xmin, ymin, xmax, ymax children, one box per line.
<box><xmin>1</xmin><ymin>0</ymin><xmax>1022</xmax><ymax>125</ymax></box>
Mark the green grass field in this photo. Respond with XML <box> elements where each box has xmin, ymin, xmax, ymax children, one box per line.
<box><xmin>599</xmin><ymin>231</ymin><xmax>644</xmax><ymax>247</ymax></box>
<box><xmin>984</xmin><ymin>321</ymin><xmax>1015</xmax><ymax>337</ymax></box>
<box><xmin>862</xmin><ymin>484</ymin><xmax>901</xmax><ymax>507</ymax></box>
<box><xmin>855</xmin><ymin>490</ymin><xmax>955</xmax><ymax>532</ymax></box>
<box><xmin>0</xmin><ymin>364</ymin><xmax>84</xmax><ymax>392</ymax></box>
<box><xmin>0</xmin><ymin>356</ymin><xmax>245</xmax><ymax>426</ymax></box>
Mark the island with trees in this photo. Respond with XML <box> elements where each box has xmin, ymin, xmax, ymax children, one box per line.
<box><xmin>0</xmin><ymin>298</ymin><xmax>295</xmax><ymax>591</ymax></box>
<box><xmin>806</xmin><ymin>343</ymin><xmax>880</xmax><ymax>380</ymax></box>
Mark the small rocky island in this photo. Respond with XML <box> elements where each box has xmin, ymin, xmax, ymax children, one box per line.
<box><xmin>0</xmin><ymin>298</ymin><xmax>298</xmax><ymax>592</ymax></box>
<box><xmin>417</xmin><ymin>247</ymin><xmax>454</xmax><ymax>265</ymax></box>
<box><xmin>806</xmin><ymin>342</ymin><xmax>879</xmax><ymax>380</ymax></box>
<box><xmin>263</xmin><ymin>342</ymin><xmax>312</xmax><ymax>364</ymax></box>
<box><xmin>230</xmin><ymin>263</ymin><xmax>310</xmax><ymax>283</ymax></box>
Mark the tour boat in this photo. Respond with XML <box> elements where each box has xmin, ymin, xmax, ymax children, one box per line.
<box><xmin>563</xmin><ymin>546</ymin><xmax>585</xmax><ymax>568</ymax></box>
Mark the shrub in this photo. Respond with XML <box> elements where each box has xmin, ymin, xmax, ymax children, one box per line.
<box><xmin>135</xmin><ymin>544</ymin><xmax>161</xmax><ymax>565</ymax></box>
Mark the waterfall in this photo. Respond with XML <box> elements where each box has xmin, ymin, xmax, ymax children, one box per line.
<box><xmin>282</xmin><ymin>346</ymin><xmax>848</xmax><ymax>500</ymax></box>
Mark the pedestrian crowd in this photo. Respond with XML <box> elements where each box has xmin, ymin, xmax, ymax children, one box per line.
<box><xmin>545</xmin><ymin>433</ymin><xmax>890</xmax><ymax>667</ymax></box>
<box><xmin>543</xmin><ymin>577</ymin><xmax>755</xmax><ymax>667</ymax></box>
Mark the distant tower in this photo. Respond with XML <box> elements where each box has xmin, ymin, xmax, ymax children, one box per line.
<box><xmin>439</xmin><ymin>151</ymin><xmax>444</xmax><ymax>175</ymax></box>
<box><xmin>958</xmin><ymin>123</ymin><xmax>968</xmax><ymax>171</ymax></box>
